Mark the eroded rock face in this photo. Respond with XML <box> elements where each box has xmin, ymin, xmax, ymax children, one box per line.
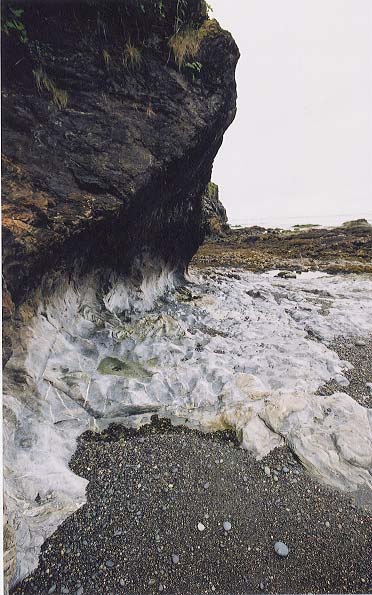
<box><xmin>2</xmin><ymin>0</ymin><xmax>239</xmax><ymax>587</ymax></box>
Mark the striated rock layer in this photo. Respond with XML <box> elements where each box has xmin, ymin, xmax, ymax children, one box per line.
<box><xmin>2</xmin><ymin>0</ymin><xmax>239</xmax><ymax>588</ymax></box>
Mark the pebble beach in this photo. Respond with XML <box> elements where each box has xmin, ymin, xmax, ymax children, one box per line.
<box><xmin>12</xmin><ymin>417</ymin><xmax>372</xmax><ymax>595</ymax></box>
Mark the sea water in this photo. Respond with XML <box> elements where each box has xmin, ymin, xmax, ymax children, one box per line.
<box><xmin>228</xmin><ymin>212</ymin><xmax>372</xmax><ymax>229</ymax></box>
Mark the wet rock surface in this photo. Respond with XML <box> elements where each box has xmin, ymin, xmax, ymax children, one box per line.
<box><xmin>193</xmin><ymin>221</ymin><xmax>372</xmax><ymax>273</ymax></box>
<box><xmin>12</xmin><ymin>418</ymin><xmax>372</xmax><ymax>595</ymax></box>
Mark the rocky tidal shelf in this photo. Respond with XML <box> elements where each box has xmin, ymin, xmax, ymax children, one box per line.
<box><xmin>193</xmin><ymin>218</ymin><xmax>372</xmax><ymax>274</ymax></box>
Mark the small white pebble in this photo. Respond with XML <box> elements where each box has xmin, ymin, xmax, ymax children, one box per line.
<box><xmin>197</xmin><ymin>522</ymin><xmax>206</xmax><ymax>532</ymax></box>
<box><xmin>274</xmin><ymin>541</ymin><xmax>289</xmax><ymax>557</ymax></box>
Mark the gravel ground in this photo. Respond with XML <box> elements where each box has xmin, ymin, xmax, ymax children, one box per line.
<box><xmin>317</xmin><ymin>335</ymin><xmax>372</xmax><ymax>408</ymax></box>
<box><xmin>12</xmin><ymin>417</ymin><xmax>372</xmax><ymax>595</ymax></box>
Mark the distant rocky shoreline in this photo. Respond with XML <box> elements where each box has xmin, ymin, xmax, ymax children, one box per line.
<box><xmin>194</xmin><ymin>217</ymin><xmax>372</xmax><ymax>273</ymax></box>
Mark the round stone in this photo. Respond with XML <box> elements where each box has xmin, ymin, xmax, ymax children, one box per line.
<box><xmin>171</xmin><ymin>553</ymin><xmax>180</xmax><ymax>564</ymax></box>
<box><xmin>274</xmin><ymin>541</ymin><xmax>289</xmax><ymax>557</ymax></box>
<box><xmin>197</xmin><ymin>522</ymin><xmax>206</xmax><ymax>532</ymax></box>
<box><xmin>223</xmin><ymin>521</ymin><xmax>232</xmax><ymax>531</ymax></box>
<box><xmin>264</xmin><ymin>466</ymin><xmax>271</xmax><ymax>477</ymax></box>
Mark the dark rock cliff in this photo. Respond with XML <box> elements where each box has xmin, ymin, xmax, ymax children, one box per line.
<box><xmin>2</xmin><ymin>0</ymin><xmax>239</xmax><ymax>359</ymax></box>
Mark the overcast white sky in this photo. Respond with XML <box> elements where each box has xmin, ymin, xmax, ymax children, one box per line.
<box><xmin>211</xmin><ymin>0</ymin><xmax>372</xmax><ymax>224</ymax></box>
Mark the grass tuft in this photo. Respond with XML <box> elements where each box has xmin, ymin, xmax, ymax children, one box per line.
<box><xmin>33</xmin><ymin>67</ymin><xmax>68</xmax><ymax>109</ymax></box>
<box><xmin>168</xmin><ymin>27</ymin><xmax>203</xmax><ymax>70</ymax></box>
<box><xmin>102</xmin><ymin>49</ymin><xmax>111</xmax><ymax>68</ymax></box>
<box><xmin>123</xmin><ymin>42</ymin><xmax>142</xmax><ymax>70</ymax></box>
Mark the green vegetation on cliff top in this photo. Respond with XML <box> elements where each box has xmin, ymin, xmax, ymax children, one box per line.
<box><xmin>2</xmin><ymin>0</ymin><xmax>215</xmax><ymax>108</ymax></box>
